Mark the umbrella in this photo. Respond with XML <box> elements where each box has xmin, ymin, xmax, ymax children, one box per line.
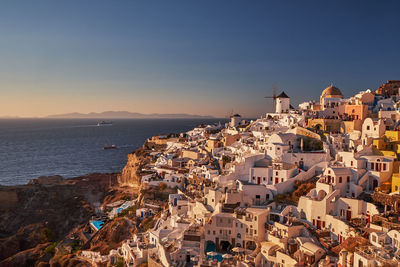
<box><xmin>207</xmin><ymin>251</ymin><xmax>218</xmax><ymax>257</ymax></box>
<box><xmin>232</xmin><ymin>247</ymin><xmax>244</xmax><ymax>253</ymax></box>
<box><xmin>222</xmin><ymin>254</ymin><xmax>233</xmax><ymax>259</ymax></box>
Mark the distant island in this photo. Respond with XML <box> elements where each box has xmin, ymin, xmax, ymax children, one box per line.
<box><xmin>46</xmin><ymin>111</ymin><xmax>215</xmax><ymax>119</ymax></box>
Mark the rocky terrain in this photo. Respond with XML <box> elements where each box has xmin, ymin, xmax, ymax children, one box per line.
<box><xmin>117</xmin><ymin>146</ymin><xmax>151</xmax><ymax>189</ymax></box>
<box><xmin>0</xmin><ymin>141</ymin><xmax>167</xmax><ymax>267</ymax></box>
<box><xmin>0</xmin><ymin>173</ymin><xmax>118</xmax><ymax>267</ymax></box>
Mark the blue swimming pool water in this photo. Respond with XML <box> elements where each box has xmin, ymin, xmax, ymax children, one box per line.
<box><xmin>206</xmin><ymin>254</ymin><xmax>223</xmax><ymax>262</ymax></box>
<box><xmin>205</xmin><ymin>241</ymin><xmax>216</xmax><ymax>252</ymax></box>
<box><xmin>91</xmin><ymin>220</ymin><xmax>104</xmax><ymax>231</ymax></box>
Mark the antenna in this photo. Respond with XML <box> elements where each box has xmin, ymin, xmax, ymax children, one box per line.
<box><xmin>265</xmin><ymin>83</ymin><xmax>278</xmax><ymax>112</ymax></box>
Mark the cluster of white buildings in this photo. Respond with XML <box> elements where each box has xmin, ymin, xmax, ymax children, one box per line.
<box><xmin>81</xmin><ymin>81</ymin><xmax>400</xmax><ymax>266</ymax></box>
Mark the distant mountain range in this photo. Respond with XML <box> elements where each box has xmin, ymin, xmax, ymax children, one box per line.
<box><xmin>46</xmin><ymin>111</ymin><xmax>215</xmax><ymax>119</ymax></box>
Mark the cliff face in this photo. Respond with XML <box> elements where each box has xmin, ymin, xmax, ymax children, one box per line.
<box><xmin>118</xmin><ymin>148</ymin><xmax>150</xmax><ymax>189</ymax></box>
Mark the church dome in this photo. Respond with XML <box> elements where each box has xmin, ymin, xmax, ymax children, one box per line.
<box><xmin>321</xmin><ymin>85</ymin><xmax>343</xmax><ymax>98</ymax></box>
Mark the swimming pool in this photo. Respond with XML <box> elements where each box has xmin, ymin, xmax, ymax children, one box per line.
<box><xmin>91</xmin><ymin>220</ymin><xmax>104</xmax><ymax>231</ymax></box>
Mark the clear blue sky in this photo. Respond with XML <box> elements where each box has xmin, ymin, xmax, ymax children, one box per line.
<box><xmin>0</xmin><ymin>0</ymin><xmax>399</xmax><ymax>117</ymax></box>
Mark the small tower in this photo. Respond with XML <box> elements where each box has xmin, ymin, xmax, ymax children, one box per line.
<box><xmin>275</xmin><ymin>92</ymin><xmax>290</xmax><ymax>113</ymax></box>
<box><xmin>230</xmin><ymin>114</ymin><xmax>241</xmax><ymax>127</ymax></box>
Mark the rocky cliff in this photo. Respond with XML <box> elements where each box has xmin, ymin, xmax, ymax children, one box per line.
<box><xmin>0</xmin><ymin>173</ymin><xmax>118</xmax><ymax>266</ymax></box>
<box><xmin>118</xmin><ymin>147</ymin><xmax>150</xmax><ymax>190</ymax></box>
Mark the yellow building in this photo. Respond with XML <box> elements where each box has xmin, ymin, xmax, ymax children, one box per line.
<box><xmin>206</xmin><ymin>139</ymin><xmax>222</xmax><ymax>153</ymax></box>
<box><xmin>340</xmin><ymin>120</ymin><xmax>363</xmax><ymax>133</ymax></box>
<box><xmin>391</xmin><ymin>160</ymin><xmax>400</xmax><ymax>192</ymax></box>
<box><xmin>385</xmin><ymin>131</ymin><xmax>400</xmax><ymax>142</ymax></box>
<box><xmin>307</xmin><ymin>118</ymin><xmax>341</xmax><ymax>132</ymax></box>
<box><xmin>373</xmin><ymin>130</ymin><xmax>400</xmax><ymax>159</ymax></box>
<box><xmin>392</xmin><ymin>173</ymin><xmax>400</xmax><ymax>192</ymax></box>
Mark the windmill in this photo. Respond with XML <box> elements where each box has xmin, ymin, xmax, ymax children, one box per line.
<box><xmin>264</xmin><ymin>84</ymin><xmax>278</xmax><ymax>113</ymax></box>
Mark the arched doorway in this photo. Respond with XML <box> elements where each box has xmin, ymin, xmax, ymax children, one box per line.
<box><xmin>299</xmin><ymin>160</ymin><xmax>304</xmax><ymax>170</ymax></box>
<box><xmin>205</xmin><ymin>240</ymin><xmax>216</xmax><ymax>253</ymax></box>
<box><xmin>373</xmin><ymin>179</ymin><xmax>378</xmax><ymax>190</ymax></box>
<box><xmin>315</xmin><ymin>124</ymin><xmax>322</xmax><ymax>132</ymax></box>
<box><xmin>317</xmin><ymin>190</ymin><xmax>327</xmax><ymax>201</ymax></box>
<box><xmin>219</xmin><ymin>240</ymin><xmax>232</xmax><ymax>253</ymax></box>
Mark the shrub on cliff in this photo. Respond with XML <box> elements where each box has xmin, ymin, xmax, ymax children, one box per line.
<box><xmin>44</xmin><ymin>242</ymin><xmax>58</xmax><ymax>254</ymax></box>
<box><xmin>40</xmin><ymin>228</ymin><xmax>56</xmax><ymax>243</ymax></box>
<box><xmin>117</xmin><ymin>205</ymin><xmax>137</xmax><ymax>218</ymax></box>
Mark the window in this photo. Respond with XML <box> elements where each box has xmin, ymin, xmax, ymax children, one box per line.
<box><xmin>367</xmin><ymin>126</ymin><xmax>370</xmax><ymax>130</ymax></box>
<box><xmin>263</xmin><ymin>177</ymin><xmax>266</xmax><ymax>181</ymax></box>
<box><xmin>332</xmin><ymin>177</ymin><xmax>334</xmax><ymax>183</ymax></box>
<box><xmin>220</xmin><ymin>230</ymin><xmax>222</xmax><ymax>234</ymax></box>
<box><xmin>213</xmin><ymin>231</ymin><xmax>216</xmax><ymax>235</ymax></box>
<box><xmin>351</xmin><ymin>161</ymin><xmax>353</xmax><ymax>166</ymax></box>
<box><xmin>339</xmin><ymin>177</ymin><xmax>342</xmax><ymax>183</ymax></box>
<box><xmin>383</xmin><ymin>164</ymin><xmax>386</xmax><ymax>171</ymax></box>
<box><xmin>347</xmin><ymin>176</ymin><xmax>350</xmax><ymax>182</ymax></box>
<box><xmin>237</xmin><ymin>233</ymin><xmax>241</xmax><ymax>239</ymax></box>
<box><xmin>254</xmin><ymin>230</ymin><xmax>257</xmax><ymax>235</ymax></box>
<box><xmin>276</xmin><ymin>171</ymin><xmax>278</xmax><ymax>175</ymax></box>
<box><xmin>255</xmin><ymin>216</ymin><xmax>257</xmax><ymax>221</ymax></box>
<box><xmin>208</xmin><ymin>230</ymin><xmax>210</xmax><ymax>234</ymax></box>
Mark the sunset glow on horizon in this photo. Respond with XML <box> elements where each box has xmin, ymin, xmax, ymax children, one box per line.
<box><xmin>1</xmin><ymin>1</ymin><xmax>400</xmax><ymax>118</ymax></box>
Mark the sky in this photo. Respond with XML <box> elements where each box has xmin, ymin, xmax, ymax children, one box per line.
<box><xmin>0</xmin><ymin>1</ymin><xmax>399</xmax><ymax>118</ymax></box>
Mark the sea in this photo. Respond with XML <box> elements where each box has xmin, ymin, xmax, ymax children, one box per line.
<box><xmin>0</xmin><ymin>118</ymin><xmax>227</xmax><ymax>186</ymax></box>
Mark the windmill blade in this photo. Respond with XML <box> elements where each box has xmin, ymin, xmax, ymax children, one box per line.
<box><xmin>272</xmin><ymin>83</ymin><xmax>278</xmax><ymax>99</ymax></box>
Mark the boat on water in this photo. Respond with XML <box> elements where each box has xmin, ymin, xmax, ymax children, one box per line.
<box><xmin>103</xmin><ymin>144</ymin><xmax>117</xmax><ymax>150</ymax></box>
<box><xmin>97</xmin><ymin>121</ymin><xmax>113</xmax><ymax>126</ymax></box>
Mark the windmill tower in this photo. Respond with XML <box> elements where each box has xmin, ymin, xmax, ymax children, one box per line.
<box><xmin>275</xmin><ymin>91</ymin><xmax>290</xmax><ymax>113</ymax></box>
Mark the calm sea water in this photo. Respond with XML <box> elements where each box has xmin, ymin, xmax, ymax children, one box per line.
<box><xmin>0</xmin><ymin>118</ymin><xmax>227</xmax><ymax>186</ymax></box>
